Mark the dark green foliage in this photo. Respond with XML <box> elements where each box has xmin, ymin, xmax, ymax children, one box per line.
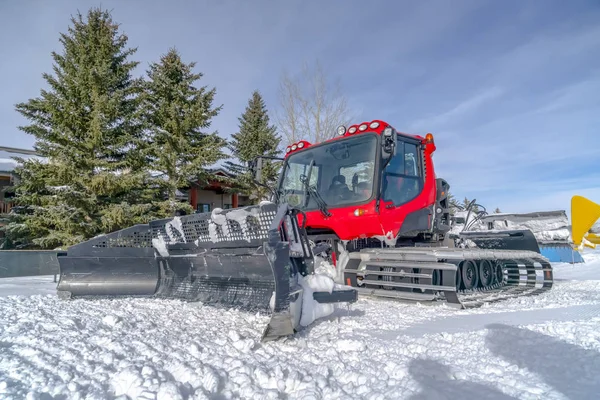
<box><xmin>463</xmin><ymin>197</ymin><xmax>480</xmax><ymax>213</ymax></box>
<box><xmin>0</xmin><ymin>189</ymin><xmax>30</xmax><ymax>250</ymax></box>
<box><xmin>4</xmin><ymin>8</ymin><xmax>163</xmax><ymax>249</ymax></box>
<box><xmin>225</xmin><ymin>90</ymin><xmax>282</xmax><ymax>202</ymax></box>
<box><xmin>141</xmin><ymin>48</ymin><xmax>228</xmax><ymax>214</ymax></box>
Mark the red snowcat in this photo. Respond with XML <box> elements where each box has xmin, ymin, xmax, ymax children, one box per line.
<box><xmin>56</xmin><ymin>119</ymin><xmax>553</xmax><ymax>341</ymax></box>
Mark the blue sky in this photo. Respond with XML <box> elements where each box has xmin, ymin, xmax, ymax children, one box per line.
<box><xmin>0</xmin><ymin>0</ymin><xmax>599</xmax><ymax>215</ymax></box>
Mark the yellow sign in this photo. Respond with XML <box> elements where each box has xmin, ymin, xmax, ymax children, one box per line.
<box><xmin>571</xmin><ymin>195</ymin><xmax>600</xmax><ymax>249</ymax></box>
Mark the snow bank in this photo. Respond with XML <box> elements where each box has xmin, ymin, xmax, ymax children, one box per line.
<box><xmin>2</xmin><ymin>251</ymin><xmax>600</xmax><ymax>399</ymax></box>
<box><xmin>553</xmin><ymin>247</ymin><xmax>600</xmax><ymax>280</ymax></box>
<box><xmin>0</xmin><ymin>276</ymin><xmax>57</xmax><ymax>298</ymax></box>
<box><xmin>2</xmin><ymin>279</ymin><xmax>600</xmax><ymax>399</ymax></box>
<box><xmin>583</xmin><ymin>247</ymin><xmax>600</xmax><ymax>264</ymax></box>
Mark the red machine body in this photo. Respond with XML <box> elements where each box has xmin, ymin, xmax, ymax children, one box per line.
<box><xmin>277</xmin><ymin>120</ymin><xmax>448</xmax><ymax>244</ymax></box>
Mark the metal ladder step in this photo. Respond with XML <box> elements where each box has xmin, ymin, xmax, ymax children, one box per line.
<box><xmin>345</xmin><ymin>269</ymin><xmax>434</xmax><ymax>279</ymax></box>
<box><xmin>359</xmin><ymin>279</ymin><xmax>456</xmax><ymax>292</ymax></box>
<box><xmin>358</xmin><ymin>260</ymin><xmax>458</xmax><ymax>271</ymax></box>
<box><xmin>354</xmin><ymin>287</ymin><xmax>437</xmax><ymax>302</ymax></box>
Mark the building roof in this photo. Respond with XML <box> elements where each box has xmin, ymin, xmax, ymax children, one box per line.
<box><xmin>0</xmin><ymin>146</ymin><xmax>42</xmax><ymax>174</ymax></box>
<box><xmin>0</xmin><ymin>146</ymin><xmax>239</xmax><ymax>186</ymax></box>
<box><xmin>210</xmin><ymin>168</ymin><xmax>234</xmax><ymax>178</ymax></box>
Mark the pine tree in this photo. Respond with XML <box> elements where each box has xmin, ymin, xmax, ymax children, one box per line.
<box><xmin>225</xmin><ymin>90</ymin><xmax>282</xmax><ymax>202</ymax></box>
<box><xmin>463</xmin><ymin>197</ymin><xmax>480</xmax><ymax>213</ymax></box>
<box><xmin>446</xmin><ymin>191</ymin><xmax>461</xmax><ymax>214</ymax></box>
<box><xmin>0</xmin><ymin>184</ymin><xmax>30</xmax><ymax>249</ymax></box>
<box><xmin>141</xmin><ymin>48</ymin><xmax>228</xmax><ymax>214</ymax></box>
<box><xmin>463</xmin><ymin>197</ymin><xmax>470</xmax><ymax>209</ymax></box>
<box><xmin>5</xmin><ymin>8</ymin><xmax>160</xmax><ymax>249</ymax></box>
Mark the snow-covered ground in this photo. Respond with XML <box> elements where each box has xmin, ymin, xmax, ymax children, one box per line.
<box><xmin>1</xmin><ymin>250</ymin><xmax>600</xmax><ymax>399</ymax></box>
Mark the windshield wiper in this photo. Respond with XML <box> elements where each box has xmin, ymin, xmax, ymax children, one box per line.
<box><xmin>300</xmin><ymin>160</ymin><xmax>332</xmax><ymax>218</ymax></box>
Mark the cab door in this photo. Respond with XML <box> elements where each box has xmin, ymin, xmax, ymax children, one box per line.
<box><xmin>379</xmin><ymin>137</ymin><xmax>430</xmax><ymax>238</ymax></box>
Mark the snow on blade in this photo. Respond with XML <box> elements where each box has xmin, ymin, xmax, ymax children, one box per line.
<box><xmin>152</xmin><ymin>236</ymin><xmax>169</xmax><ymax>257</ymax></box>
<box><xmin>224</xmin><ymin>207</ymin><xmax>261</xmax><ymax>242</ymax></box>
<box><xmin>297</xmin><ymin>273</ymin><xmax>335</xmax><ymax>327</ymax></box>
<box><xmin>210</xmin><ymin>207</ymin><xmax>230</xmax><ymax>240</ymax></box>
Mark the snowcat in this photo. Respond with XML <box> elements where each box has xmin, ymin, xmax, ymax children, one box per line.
<box><xmin>55</xmin><ymin>119</ymin><xmax>553</xmax><ymax>341</ymax></box>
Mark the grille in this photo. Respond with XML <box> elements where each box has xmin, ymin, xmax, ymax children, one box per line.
<box><xmin>90</xmin><ymin>203</ymin><xmax>279</xmax><ymax>249</ymax></box>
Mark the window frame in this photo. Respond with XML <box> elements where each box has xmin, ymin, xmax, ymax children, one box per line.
<box><xmin>276</xmin><ymin>132</ymin><xmax>382</xmax><ymax>211</ymax></box>
<box><xmin>382</xmin><ymin>136</ymin><xmax>425</xmax><ymax>207</ymax></box>
<box><xmin>196</xmin><ymin>203</ymin><xmax>211</xmax><ymax>213</ymax></box>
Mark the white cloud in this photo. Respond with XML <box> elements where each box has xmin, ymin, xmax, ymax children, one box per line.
<box><xmin>409</xmin><ymin>87</ymin><xmax>505</xmax><ymax>131</ymax></box>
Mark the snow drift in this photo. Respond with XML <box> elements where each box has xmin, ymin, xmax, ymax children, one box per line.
<box><xmin>1</xmin><ymin>250</ymin><xmax>599</xmax><ymax>399</ymax></box>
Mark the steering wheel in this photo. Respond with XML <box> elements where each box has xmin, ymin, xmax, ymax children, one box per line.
<box><xmin>334</xmin><ymin>188</ymin><xmax>354</xmax><ymax>202</ymax></box>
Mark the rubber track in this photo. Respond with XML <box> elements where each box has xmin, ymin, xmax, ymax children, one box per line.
<box><xmin>344</xmin><ymin>247</ymin><xmax>553</xmax><ymax>309</ymax></box>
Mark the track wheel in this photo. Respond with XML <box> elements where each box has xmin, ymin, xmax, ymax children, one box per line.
<box><xmin>461</xmin><ymin>260</ymin><xmax>479</xmax><ymax>290</ymax></box>
<box><xmin>493</xmin><ymin>262</ymin><xmax>504</xmax><ymax>284</ymax></box>
<box><xmin>478</xmin><ymin>260</ymin><xmax>493</xmax><ymax>287</ymax></box>
<box><xmin>455</xmin><ymin>266</ymin><xmax>462</xmax><ymax>290</ymax></box>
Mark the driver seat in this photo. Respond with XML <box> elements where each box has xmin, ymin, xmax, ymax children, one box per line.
<box><xmin>329</xmin><ymin>175</ymin><xmax>347</xmax><ymax>191</ymax></box>
<box><xmin>327</xmin><ymin>174</ymin><xmax>352</xmax><ymax>201</ymax></box>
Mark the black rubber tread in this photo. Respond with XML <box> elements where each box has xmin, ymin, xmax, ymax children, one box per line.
<box><xmin>344</xmin><ymin>248</ymin><xmax>554</xmax><ymax>309</ymax></box>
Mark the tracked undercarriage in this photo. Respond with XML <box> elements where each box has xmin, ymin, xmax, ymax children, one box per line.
<box><xmin>339</xmin><ymin>246</ymin><xmax>553</xmax><ymax>309</ymax></box>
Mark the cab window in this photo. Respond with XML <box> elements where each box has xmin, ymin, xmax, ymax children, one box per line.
<box><xmin>382</xmin><ymin>139</ymin><xmax>423</xmax><ymax>205</ymax></box>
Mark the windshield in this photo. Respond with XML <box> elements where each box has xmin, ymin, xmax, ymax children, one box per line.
<box><xmin>278</xmin><ymin>133</ymin><xmax>378</xmax><ymax>210</ymax></box>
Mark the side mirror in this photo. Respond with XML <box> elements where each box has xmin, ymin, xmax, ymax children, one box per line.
<box><xmin>382</xmin><ymin>127</ymin><xmax>397</xmax><ymax>158</ymax></box>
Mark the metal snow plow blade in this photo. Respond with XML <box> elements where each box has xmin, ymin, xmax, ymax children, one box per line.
<box><xmin>57</xmin><ymin>202</ymin><xmax>357</xmax><ymax>342</ymax></box>
<box><xmin>458</xmin><ymin>229</ymin><xmax>541</xmax><ymax>253</ymax></box>
<box><xmin>343</xmin><ymin>247</ymin><xmax>553</xmax><ymax>309</ymax></box>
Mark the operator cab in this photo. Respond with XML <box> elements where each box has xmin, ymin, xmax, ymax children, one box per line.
<box><xmin>276</xmin><ymin>120</ymin><xmax>426</xmax><ymax>214</ymax></box>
